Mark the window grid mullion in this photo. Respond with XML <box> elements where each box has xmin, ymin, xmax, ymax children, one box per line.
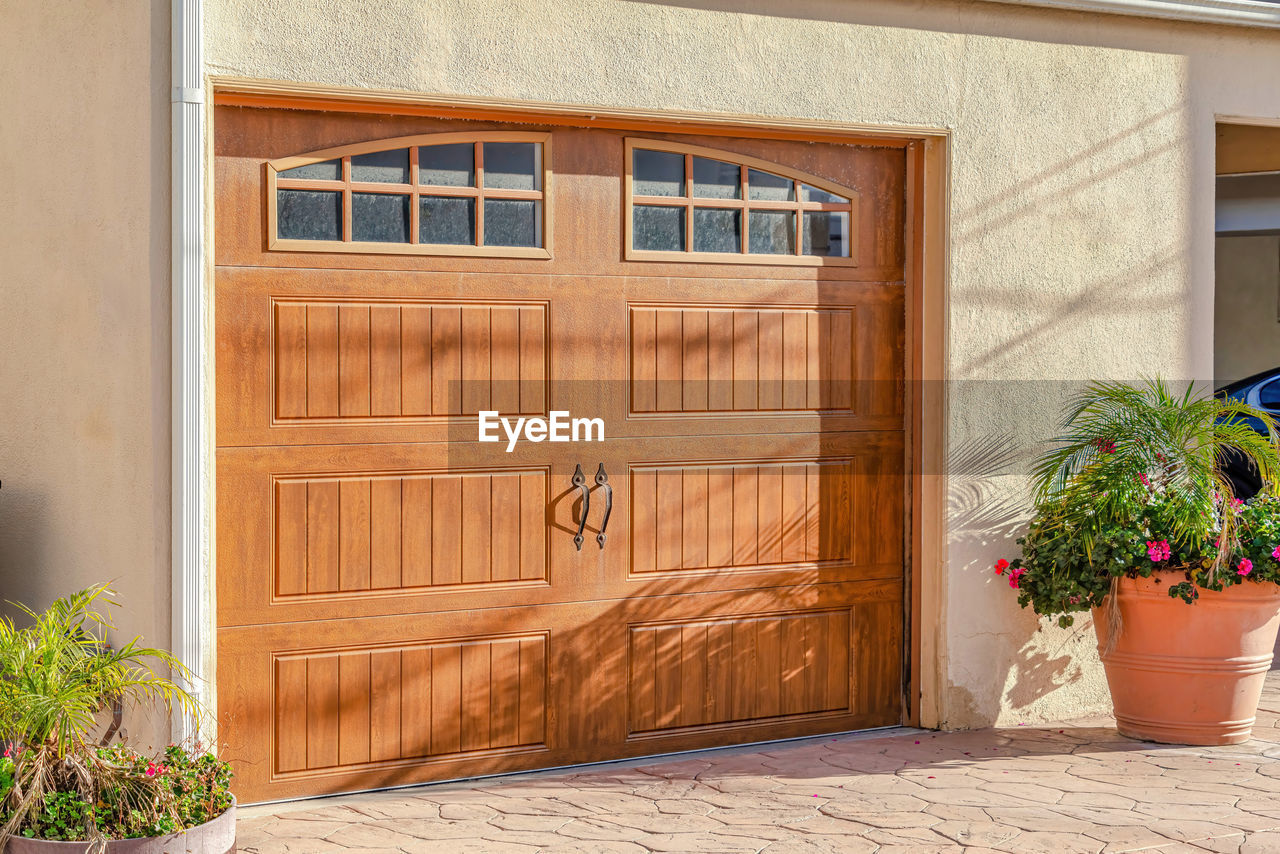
<box><xmin>684</xmin><ymin>155</ymin><xmax>694</xmax><ymax>253</ymax></box>
<box><xmin>409</xmin><ymin>145</ymin><xmax>420</xmax><ymax>245</ymax></box>
<box><xmin>475</xmin><ymin>142</ymin><xmax>485</xmax><ymax>248</ymax></box>
<box><xmin>792</xmin><ymin>181</ymin><xmax>801</xmax><ymax>256</ymax></box>
<box><xmin>341</xmin><ymin>157</ymin><xmax>353</xmax><ymax>243</ymax></box>
<box><xmin>740</xmin><ymin>164</ymin><xmax>749</xmax><ymax>255</ymax></box>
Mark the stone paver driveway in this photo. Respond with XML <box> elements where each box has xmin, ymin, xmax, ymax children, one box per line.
<box><xmin>237</xmin><ymin>676</ymin><xmax>1280</xmax><ymax>853</ymax></box>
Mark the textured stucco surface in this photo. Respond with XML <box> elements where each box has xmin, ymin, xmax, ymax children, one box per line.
<box><xmin>202</xmin><ymin>0</ymin><xmax>1280</xmax><ymax>729</ymax></box>
<box><xmin>0</xmin><ymin>2</ymin><xmax>173</xmax><ymax>746</ymax></box>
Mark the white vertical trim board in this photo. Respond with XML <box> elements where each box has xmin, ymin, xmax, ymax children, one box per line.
<box><xmin>171</xmin><ymin>0</ymin><xmax>208</xmax><ymax>743</ymax></box>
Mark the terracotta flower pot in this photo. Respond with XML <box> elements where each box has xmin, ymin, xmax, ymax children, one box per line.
<box><xmin>4</xmin><ymin>801</ymin><xmax>235</xmax><ymax>854</ymax></box>
<box><xmin>1093</xmin><ymin>575</ymin><xmax>1280</xmax><ymax>745</ymax></box>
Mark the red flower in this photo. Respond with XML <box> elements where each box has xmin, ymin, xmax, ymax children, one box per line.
<box><xmin>994</xmin><ymin>559</ymin><xmax>1009</xmax><ymax>575</ymax></box>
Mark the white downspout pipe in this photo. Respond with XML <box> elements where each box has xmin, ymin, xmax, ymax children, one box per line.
<box><xmin>171</xmin><ymin>0</ymin><xmax>206</xmax><ymax>743</ymax></box>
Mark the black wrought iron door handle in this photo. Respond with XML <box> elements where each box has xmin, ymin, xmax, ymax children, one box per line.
<box><xmin>571</xmin><ymin>464</ymin><xmax>590</xmax><ymax>551</ymax></box>
<box><xmin>595</xmin><ymin>463</ymin><xmax>613</xmax><ymax>549</ymax></box>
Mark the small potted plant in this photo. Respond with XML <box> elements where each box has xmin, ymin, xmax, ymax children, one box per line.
<box><xmin>999</xmin><ymin>379</ymin><xmax>1280</xmax><ymax>745</ymax></box>
<box><xmin>0</xmin><ymin>585</ymin><xmax>235</xmax><ymax>852</ymax></box>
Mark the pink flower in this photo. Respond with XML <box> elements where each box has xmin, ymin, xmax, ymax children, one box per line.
<box><xmin>1233</xmin><ymin>498</ymin><xmax>1245</xmax><ymax>513</ymax></box>
<box><xmin>994</xmin><ymin>559</ymin><xmax>1009</xmax><ymax>576</ymax></box>
<box><xmin>1139</xmin><ymin>473</ymin><xmax>1151</xmax><ymax>487</ymax></box>
<box><xmin>1008</xmin><ymin>566</ymin><xmax>1027</xmax><ymax>589</ymax></box>
<box><xmin>1239</xmin><ymin>559</ymin><xmax>1254</xmax><ymax>577</ymax></box>
<box><xmin>1147</xmin><ymin>540</ymin><xmax>1171</xmax><ymax>562</ymax></box>
<box><xmin>145</xmin><ymin>762</ymin><xmax>159</xmax><ymax>777</ymax></box>
<box><xmin>1273</xmin><ymin>545</ymin><xmax>1280</xmax><ymax>561</ymax></box>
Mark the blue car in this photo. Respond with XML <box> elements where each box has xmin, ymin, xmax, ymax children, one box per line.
<box><xmin>1216</xmin><ymin>369</ymin><xmax>1280</xmax><ymax>499</ymax></box>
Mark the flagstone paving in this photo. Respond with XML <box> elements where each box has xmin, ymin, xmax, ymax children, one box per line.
<box><xmin>236</xmin><ymin>674</ymin><xmax>1280</xmax><ymax>853</ymax></box>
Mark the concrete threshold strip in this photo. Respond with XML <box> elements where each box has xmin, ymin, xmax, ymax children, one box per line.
<box><xmin>237</xmin><ymin>724</ymin><xmax>926</xmax><ymax>814</ymax></box>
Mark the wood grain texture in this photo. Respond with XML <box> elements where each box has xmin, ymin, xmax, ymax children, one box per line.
<box><xmin>217</xmin><ymin>107</ymin><xmax>914</xmax><ymax>803</ymax></box>
<box><xmin>629</xmin><ymin>461</ymin><xmax>853</xmax><ymax>573</ymax></box>
<box><xmin>274</xmin><ymin>300</ymin><xmax>548</xmax><ymax>420</ymax></box>
<box><xmin>628</xmin><ymin>610</ymin><xmax>851</xmax><ymax>734</ymax></box>
<box><xmin>274</xmin><ymin>633</ymin><xmax>547</xmax><ymax>773</ymax></box>
<box><xmin>274</xmin><ymin>470</ymin><xmax>547</xmax><ymax>597</ymax></box>
<box><xmin>630</xmin><ymin>306</ymin><xmax>858</xmax><ymax>414</ymax></box>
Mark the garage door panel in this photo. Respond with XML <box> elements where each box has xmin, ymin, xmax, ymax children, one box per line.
<box><xmin>217</xmin><ymin>267</ymin><xmax>557</xmax><ymax>447</ymax></box>
<box><xmin>217</xmin><ymin>109</ymin><xmax>912</xmax><ymax>803</ymax></box>
<box><xmin>271</xmin><ymin>298</ymin><xmax>549</xmax><ymax>421</ymax></box>
<box><xmin>614</xmin><ymin>584</ymin><xmax>901</xmax><ymax>739</ymax></box>
<box><xmin>272</xmin><ymin>634</ymin><xmax>548</xmax><ymax>776</ymax></box>
<box><xmin>218</xmin><ymin>580</ymin><xmax>898</xmax><ymax>801</ymax></box>
<box><xmin>629</xmin><ymin>304</ymin><xmax>852</xmax><ymax>416</ymax></box>
<box><xmin>617</xmin><ymin>448</ymin><xmax>902</xmax><ymax>596</ymax></box>
<box><xmin>629</xmin><ymin>459</ymin><xmax>854</xmax><ymax>574</ymax></box>
<box><xmin>272</xmin><ymin>469</ymin><xmax>547</xmax><ymax>597</ymax></box>
<box><xmin>606</xmin><ymin>435</ymin><xmax>903</xmax><ymax>594</ymax></box>
<box><xmin>218</xmin><ymin>453</ymin><xmax>571</xmax><ymax>626</ymax></box>
<box><xmin>627</xmin><ymin>297</ymin><xmax>903</xmax><ymax>423</ymax></box>
<box><xmin>627</xmin><ymin>609</ymin><xmax>850</xmax><ymax>735</ymax></box>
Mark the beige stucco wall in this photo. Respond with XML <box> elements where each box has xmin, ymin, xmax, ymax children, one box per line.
<box><xmin>203</xmin><ymin>0</ymin><xmax>1280</xmax><ymax>729</ymax></box>
<box><xmin>1217</xmin><ymin>234</ymin><xmax>1280</xmax><ymax>385</ymax></box>
<box><xmin>0</xmin><ymin>1</ymin><xmax>173</xmax><ymax>746</ymax></box>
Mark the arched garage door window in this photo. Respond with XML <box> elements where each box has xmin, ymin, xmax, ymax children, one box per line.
<box><xmin>625</xmin><ymin>138</ymin><xmax>859</xmax><ymax>265</ymax></box>
<box><xmin>267</xmin><ymin>132</ymin><xmax>551</xmax><ymax>259</ymax></box>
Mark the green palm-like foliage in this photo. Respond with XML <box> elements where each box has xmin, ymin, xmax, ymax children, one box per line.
<box><xmin>1031</xmin><ymin>378</ymin><xmax>1280</xmax><ymax>580</ymax></box>
<box><xmin>0</xmin><ymin>585</ymin><xmax>199</xmax><ymax>757</ymax></box>
<box><xmin>0</xmin><ymin>584</ymin><xmax>205</xmax><ymax>850</ymax></box>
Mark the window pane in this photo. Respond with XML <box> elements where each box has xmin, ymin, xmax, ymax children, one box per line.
<box><xmin>483</xmin><ymin>142</ymin><xmax>539</xmax><ymax>190</ymax></box>
<box><xmin>484</xmin><ymin>199</ymin><xmax>541</xmax><ymax>247</ymax></box>
<box><xmin>419</xmin><ymin>143</ymin><xmax>475</xmax><ymax>186</ymax></box>
<box><xmin>277</xmin><ymin>190</ymin><xmax>341</xmax><ymax>241</ymax></box>
<box><xmin>351</xmin><ymin>149</ymin><xmax>409</xmax><ymax>183</ymax></box>
<box><xmin>633</xmin><ymin>205</ymin><xmax>685</xmax><ymax>251</ymax></box>
<box><xmin>800</xmin><ymin>183</ymin><xmax>848</xmax><ymax>205</ymax></box>
<box><xmin>352</xmin><ymin>193</ymin><xmax>410</xmax><ymax>243</ymax></box>
<box><xmin>420</xmin><ymin>196</ymin><xmax>475</xmax><ymax>245</ymax></box>
<box><xmin>801</xmin><ymin>211</ymin><xmax>850</xmax><ymax>257</ymax></box>
<box><xmin>692</xmin><ymin>157</ymin><xmax>740</xmax><ymax>199</ymax></box>
<box><xmin>633</xmin><ymin>149</ymin><xmax>684</xmax><ymax>197</ymax></box>
<box><xmin>748</xmin><ymin>210</ymin><xmax>795</xmax><ymax>255</ymax></box>
<box><xmin>278</xmin><ymin>159</ymin><xmax>341</xmax><ymax>181</ymax></box>
<box><xmin>693</xmin><ymin>208</ymin><xmax>741</xmax><ymax>253</ymax></box>
<box><xmin>748</xmin><ymin>169</ymin><xmax>793</xmax><ymax>201</ymax></box>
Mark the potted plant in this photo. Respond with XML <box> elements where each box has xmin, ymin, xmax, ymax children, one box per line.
<box><xmin>0</xmin><ymin>585</ymin><xmax>235</xmax><ymax>852</ymax></box>
<box><xmin>999</xmin><ymin>379</ymin><xmax>1280</xmax><ymax>745</ymax></box>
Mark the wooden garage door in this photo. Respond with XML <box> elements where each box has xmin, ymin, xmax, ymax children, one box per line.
<box><xmin>214</xmin><ymin>105</ymin><xmax>912</xmax><ymax>803</ymax></box>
